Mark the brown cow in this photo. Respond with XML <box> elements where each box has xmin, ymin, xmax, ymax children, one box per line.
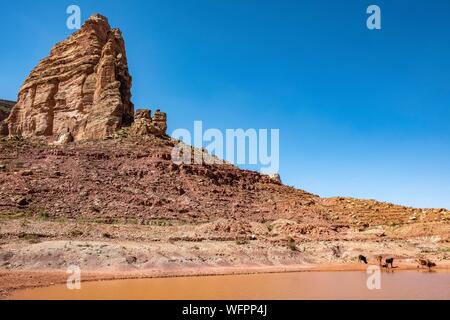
<box><xmin>358</xmin><ymin>255</ymin><xmax>368</xmax><ymax>264</ymax></box>
<box><xmin>376</xmin><ymin>255</ymin><xmax>383</xmax><ymax>266</ymax></box>
<box><xmin>385</xmin><ymin>258</ymin><xmax>394</xmax><ymax>268</ymax></box>
<box><xmin>427</xmin><ymin>261</ymin><xmax>437</xmax><ymax>270</ymax></box>
<box><xmin>417</xmin><ymin>259</ymin><xmax>428</xmax><ymax>268</ymax></box>
<box><xmin>418</xmin><ymin>259</ymin><xmax>436</xmax><ymax>270</ymax></box>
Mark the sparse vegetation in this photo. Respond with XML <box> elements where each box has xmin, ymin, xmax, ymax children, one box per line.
<box><xmin>18</xmin><ymin>233</ymin><xmax>46</xmax><ymax>244</ymax></box>
<box><xmin>20</xmin><ymin>220</ymin><xmax>29</xmax><ymax>227</ymax></box>
<box><xmin>287</xmin><ymin>237</ymin><xmax>297</xmax><ymax>251</ymax></box>
<box><xmin>70</xmin><ymin>230</ymin><xmax>84</xmax><ymax>237</ymax></box>
<box><xmin>0</xmin><ymin>212</ymin><xmax>33</xmax><ymax>220</ymax></box>
<box><xmin>38</xmin><ymin>211</ymin><xmax>50</xmax><ymax>220</ymax></box>
<box><xmin>102</xmin><ymin>232</ymin><xmax>113</xmax><ymax>239</ymax></box>
<box><xmin>236</xmin><ymin>238</ymin><xmax>249</xmax><ymax>245</ymax></box>
<box><xmin>147</xmin><ymin>219</ymin><xmax>173</xmax><ymax>227</ymax></box>
<box><xmin>94</xmin><ymin>217</ymin><xmax>118</xmax><ymax>225</ymax></box>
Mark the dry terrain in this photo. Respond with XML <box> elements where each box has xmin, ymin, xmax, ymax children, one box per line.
<box><xmin>1</xmin><ymin>135</ymin><xmax>449</xmax><ymax>297</ymax></box>
<box><xmin>1</xmin><ymin>13</ymin><xmax>449</xmax><ymax>299</ymax></box>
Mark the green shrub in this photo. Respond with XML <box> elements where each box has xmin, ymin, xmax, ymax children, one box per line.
<box><xmin>38</xmin><ymin>211</ymin><xmax>50</xmax><ymax>220</ymax></box>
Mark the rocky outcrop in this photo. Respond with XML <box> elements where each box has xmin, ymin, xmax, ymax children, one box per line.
<box><xmin>130</xmin><ymin>109</ymin><xmax>167</xmax><ymax>137</ymax></box>
<box><xmin>0</xmin><ymin>100</ymin><xmax>15</xmax><ymax>136</ymax></box>
<box><xmin>0</xmin><ymin>100</ymin><xmax>15</xmax><ymax>122</ymax></box>
<box><xmin>6</xmin><ymin>14</ymin><xmax>134</xmax><ymax>142</ymax></box>
<box><xmin>268</xmin><ymin>174</ymin><xmax>282</xmax><ymax>184</ymax></box>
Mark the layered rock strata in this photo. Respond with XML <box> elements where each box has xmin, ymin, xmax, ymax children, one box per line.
<box><xmin>130</xmin><ymin>109</ymin><xmax>167</xmax><ymax>137</ymax></box>
<box><xmin>6</xmin><ymin>14</ymin><xmax>134</xmax><ymax>142</ymax></box>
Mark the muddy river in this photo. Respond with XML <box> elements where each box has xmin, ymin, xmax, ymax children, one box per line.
<box><xmin>11</xmin><ymin>271</ymin><xmax>450</xmax><ymax>300</ymax></box>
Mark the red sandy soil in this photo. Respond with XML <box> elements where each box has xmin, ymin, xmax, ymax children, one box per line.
<box><xmin>1</xmin><ymin>136</ymin><xmax>450</xmax><ymax>299</ymax></box>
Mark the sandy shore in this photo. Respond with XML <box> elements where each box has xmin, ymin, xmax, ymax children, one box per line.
<box><xmin>3</xmin><ymin>262</ymin><xmax>450</xmax><ymax>299</ymax></box>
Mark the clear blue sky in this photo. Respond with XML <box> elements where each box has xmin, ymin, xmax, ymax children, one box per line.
<box><xmin>1</xmin><ymin>0</ymin><xmax>450</xmax><ymax>209</ymax></box>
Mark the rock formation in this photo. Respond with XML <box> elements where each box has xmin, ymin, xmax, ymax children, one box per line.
<box><xmin>268</xmin><ymin>174</ymin><xmax>282</xmax><ymax>184</ymax></box>
<box><xmin>0</xmin><ymin>100</ymin><xmax>15</xmax><ymax>136</ymax></box>
<box><xmin>6</xmin><ymin>14</ymin><xmax>134</xmax><ymax>142</ymax></box>
<box><xmin>130</xmin><ymin>109</ymin><xmax>167</xmax><ymax>137</ymax></box>
<box><xmin>0</xmin><ymin>100</ymin><xmax>15</xmax><ymax>122</ymax></box>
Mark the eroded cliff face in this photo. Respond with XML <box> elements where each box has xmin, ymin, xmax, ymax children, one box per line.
<box><xmin>0</xmin><ymin>100</ymin><xmax>15</xmax><ymax>136</ymax></box>
<box><xmin>0</xmin><ymin>100</ymin><xmax>15</xmax><ymax>122</ymax></box>
<box><xmin>6</xmin><ymin>14</ymin><xmax>134</xmax><ymax>142</ymax></box>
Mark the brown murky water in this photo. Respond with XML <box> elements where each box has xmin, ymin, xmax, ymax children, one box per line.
<box><xmin>11</xmin><ymin>271</ymin><xmax>450</xmax><ymax>300</ymax></box>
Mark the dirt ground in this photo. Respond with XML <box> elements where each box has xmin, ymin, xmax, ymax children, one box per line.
<box><xmin>1</xmin><ymin>138</ymin><xmax>449</xmax><ymax>298</ymax></box>
<box><xmin>1</xmin><ymin>215</ymin><xmax>449</xmax><ymax>298</ymax></box>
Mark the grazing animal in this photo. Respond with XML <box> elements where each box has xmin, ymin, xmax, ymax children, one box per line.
<box><xmin>417</xmin><ymin>259</ymin><xmax>428</xmax><ymax>268</ymax></box>
<box><xmin>417</xmin><ymin>259</ymin><xmax>436</xmax><ymax>270</ymax></box>
<box><xmin>358</xmin><ymin>255</ymin><xmax>368</xmax><ymax>264</ymax></box>
<box><xmin>427</xmin><ymin>261</ymin><xmax>437</xmax><ymax>270</ymax></box>
<box><xmin>385</xmin><ymin>258</ymin><xmax>394</xmax><ymax>268</ymax></box>
<box><xmin>376</xmin><ymin>255</ymin><xmax>383</xmax><ymax>266</ymax></box>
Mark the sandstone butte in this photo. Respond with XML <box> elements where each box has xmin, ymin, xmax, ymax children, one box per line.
<box><xmin>1</xmin><ymin>14</ymin><xmax>166</xmax><ymax>143</ymax></box>
<box><xmin>0</xmin><ymin>14</ymin><xmax>450</xmax><ymax>292</ymax></box>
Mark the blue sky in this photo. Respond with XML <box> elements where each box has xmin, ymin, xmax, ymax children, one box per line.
<box><xmin>1</xmin><ymin>0</ymin><xmax>450</xmax><ymax>209</ymax></box>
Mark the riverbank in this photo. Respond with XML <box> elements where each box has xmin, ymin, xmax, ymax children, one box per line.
<box><xmin>1</xmin><ymin>207</ymin><xmax>449</xmax><ymax>299</ymax></box>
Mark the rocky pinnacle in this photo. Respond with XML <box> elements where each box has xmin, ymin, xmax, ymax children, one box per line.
<box><xmin>6</xmin><ymin>14</ymin><xmax>134</xmax><ymax>142</ymax></box>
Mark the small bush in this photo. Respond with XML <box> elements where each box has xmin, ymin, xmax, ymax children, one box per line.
<box><xmin>70</xmin><ymin>230</ymin><xmax>83</xmax><ymax>237</ymax></box>
<box><xmin>102</xmin><ymin>233</ymin><xmax>113</xmax><ymax>239</ymax></box>
<box><xmin>236</xmin><ymin>239</ymin><xmax>249</xmax><ymax>245</ymax></box>
<box><xmin>18</xmin><ymin>233</ymin><xmax>44</xmax><ymax>244</ymax></box>
<box><xmin>147</xmin><ymin>219</ymin><xmax>172</xmax><ymax>227</ymax></box>
<box><xmin>287</xmin><ymin>237</ymin><xmax>297</xmax><ymax>251</ymax></box>
<box><xmin>38</xmin><ymin>211</ymin><xmax>50</xmax><ymax>220</ymax></box>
